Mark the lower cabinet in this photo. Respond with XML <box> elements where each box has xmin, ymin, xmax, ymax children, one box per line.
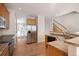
<box><xmin>9</xmin><ymin>42</ymin><xmax>14</xmax><ymax>56</ymax></box>
<box><xmin>46</xmin><ymin>44</ymin><xmax>67</xmax><ymax>56</ymax></box>
<box><xmin>1</xmin><ymin>46</ymin><xmax>9</xmax><ymax>56</ymax></box>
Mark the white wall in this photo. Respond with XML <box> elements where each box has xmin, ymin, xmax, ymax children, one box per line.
<box><xmin>55</xmin><ymin>12</ymin><xmax>79</xmax><ymax>33</ymax></box>
<box><xmin>45</xmin><ymin>16</ymin><xmax>53</xmax><ymax>35</ymax></box>
<box><xmin>37</xmin><ymin>16</ymin><xmax>45</xmax><ymax>43</ymax></box>
<box><xmin>67</xmin><ymin>44</ymin><xmax>79</xmax><ymax>56</ymax></box>
<box><xmin>68</xmin><ymin>44</ymin><xmax>76</xmax><ymax>56</ymax></box>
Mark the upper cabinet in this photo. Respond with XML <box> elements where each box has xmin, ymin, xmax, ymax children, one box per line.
<box><xmin>0</xmin><ymin>3</ymin><xmax>9</xmax><ymax>29</ymax></box>
<box><xmin>27</xmin><ymin>18</ymin><xmax>37</xmax><ymax>25</ymax></box>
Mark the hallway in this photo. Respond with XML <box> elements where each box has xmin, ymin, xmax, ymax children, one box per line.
<box><xmin>13</xmin><ymin>37</ymin><xmax>46</xmax><ymax>56</ymax></box>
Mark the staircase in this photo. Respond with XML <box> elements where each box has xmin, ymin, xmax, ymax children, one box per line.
<box><xmin>51</xmin><ymin>19</ymin><xmax>79</xmax><ymax>39</ymax></box>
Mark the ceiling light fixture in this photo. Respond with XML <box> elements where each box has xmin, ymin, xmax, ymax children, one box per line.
<box><xmin>18</xmin><ymin>8</ymin><xmax>22</xmax><ymax>10</ymax></box>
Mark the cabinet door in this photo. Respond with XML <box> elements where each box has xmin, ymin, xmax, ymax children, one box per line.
<box><xmin>1</xmin><ymin>47</ymin><xmax>9</xmax><ymax>56</ymax></box>
<box><xmin>0</xmin><ymin>4</ymin><xmax>4</xmax><ymax>17</ymax></box>
<box><xmin>27</xmin><ymin>19</ymin><xmax>36</xmax><ymax>25</ymax></box>
<box><xmin>47</xmin><ymin>44</ymin><xmax>67</xmax><ymax>56</ymax></box>
<box><xmin>4</xmin><ymin>6</ymin><xmax>9</xmax><ymax>29</ymax></box>
<box><xmin>0</xmin><ymin>3</ymin><xmax>9</xmax><ymax>29</ymax></box>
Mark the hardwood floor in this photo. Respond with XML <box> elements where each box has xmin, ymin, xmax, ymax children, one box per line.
<box><xmin>13</xmin><ymin>37</ymin><xmax>46</xmax><ymax>56</ymax></box>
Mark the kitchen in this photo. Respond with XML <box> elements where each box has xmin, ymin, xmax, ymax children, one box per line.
<box><xmin>1</xmin><ymin>3</ymin><xmax>79</xmax><ymax>56</ymax></box>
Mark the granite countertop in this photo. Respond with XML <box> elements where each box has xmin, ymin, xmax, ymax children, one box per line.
<box><xmin>45</xmin><ymin>33</ymin><xmax>58</xmax><ymax>37</ymax></box>
<box><xmin>0</xmin><ymin>35</ymin><xmax>14</xmax><ymax>41</ymax></box>
<box><xmin>0</xmin><ymin>35</ymin><xmax>14</xmax><ymax>39</ymax></box>
<box><xmin>45</xmin><ymin>34</ymin><xmax>54</xmax><ymax>37</ymax></box>
<box><xmin>50</xmin><ymin>32</ymin><xmax>64</xmax><ymax>36</ymax></box>
<box><xmin>64</xmin><ymin>37</ymin><xmax>79</xmax><ymax>47</ymax></box>
<box><xmin>0</xmin><ymin>43</ymin><xmax>8</xmax><ymax>55</ymax></box>
<box><xmin>48</xmin><ymin>41</ymin><xmax>68</xmax><ymax>54</ymax></box>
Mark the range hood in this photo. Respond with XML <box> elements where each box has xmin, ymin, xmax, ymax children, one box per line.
<box><xmin>0</xmin><ymin>16</ymin><xmax>6</xmax><ymax>28</ymax></box>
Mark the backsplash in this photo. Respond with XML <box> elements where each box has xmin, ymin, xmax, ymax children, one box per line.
<box><xmin>0</xmin><ymin>31</ymin><xmax>2</xmax><ymax>36</ymax></box>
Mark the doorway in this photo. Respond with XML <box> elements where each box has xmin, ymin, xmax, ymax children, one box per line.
<box><xmin>17</xmin><ymin>18</ymin><xmax>27</xmax><ymax>39</ymax></box>
<box><xmin>16</xmin><ymin>17</ymin><xmax>37</xmax><ymax>44</ymax></box>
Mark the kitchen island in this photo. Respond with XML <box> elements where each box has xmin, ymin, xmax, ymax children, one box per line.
<box><xmin>46</xmin><ymin>40</ymin><xmax>68</xmax><ymax>56</ymax></box>
<box><xmin>0</xmin><ymin>35</ymin><xmax>15</xmax><ymax>56</ymax></box>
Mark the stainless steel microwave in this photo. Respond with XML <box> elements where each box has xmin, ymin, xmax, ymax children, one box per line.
<box><xmin>0</xmin><ymin>16</ymin><xmax>6</xmax><ymax>28</ymax></box>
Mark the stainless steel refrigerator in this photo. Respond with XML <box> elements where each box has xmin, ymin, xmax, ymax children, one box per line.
<box><xmin>26</xmin><ymin>25</ymin><xmax>37</xmax><ymax>44</ymax></box>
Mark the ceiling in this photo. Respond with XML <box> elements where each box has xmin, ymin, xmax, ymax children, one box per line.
<box><xmin>5</xmin><ymin>3</ymin><xmax>79</xmax><ymax>18</ymax></box>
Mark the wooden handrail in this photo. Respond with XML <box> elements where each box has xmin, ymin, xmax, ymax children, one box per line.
<box><xmin>53</xmin><ymin>19</ymin><xmax>73</xmax><ymax>39</ymax></box>
<box><xmin>53</xmin><ymin>19</ymin><xmax>70</xmax><ymax>33</ymax></box>
<box><xmin>52</xmin><ymin>20</ymin><xmax>79</xmax><ymax>39</ymax></box>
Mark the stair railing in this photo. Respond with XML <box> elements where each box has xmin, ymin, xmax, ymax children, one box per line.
<box><xmin>53</xmin><ymin>19</ymin><xmax>71</xmax><ymax>39</ymax></box>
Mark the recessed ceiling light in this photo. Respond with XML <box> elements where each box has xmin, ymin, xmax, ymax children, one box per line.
<box><xmin>18</xmin><ymin>8</ymin><xmax>22</xmax><ymax>10</ymax></box>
